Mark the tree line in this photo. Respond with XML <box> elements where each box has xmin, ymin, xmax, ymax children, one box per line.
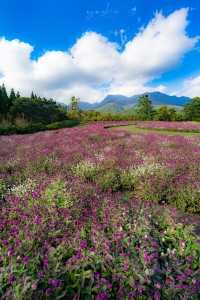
<box><xmin>0</xmin><ymin>85</ymin><xmax>67</xmax><ymax>125</ymax></box>
<box><xmin>73</xmin><ymin>95</ymin><xmax>200</xmax><ymax>122</ymax></box>
<box><xmin>1</xmin><ymin>84</ymin><xmax>200</xmax><ymax>127</ymax></box>
<box><xmin>134</xmin><ymin>94</ymin><xmax>200</xmax><ymax>121</ymax></box>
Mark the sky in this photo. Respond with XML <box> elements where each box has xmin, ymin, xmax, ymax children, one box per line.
<box><xmin>0</xmin><ymin>0</ymin><xmax>200</xmax><ymax>103</ymax></box>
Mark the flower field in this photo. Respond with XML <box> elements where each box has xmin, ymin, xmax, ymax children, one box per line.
<box><xmin>137</xmin><ymin>121</ymin><xmax>200</xmax><ymax>132</ymax></box>
<box><xmin>0</xmin><ymin>122</ymin><xmax>200</xmax><ymax>299</ymax></box>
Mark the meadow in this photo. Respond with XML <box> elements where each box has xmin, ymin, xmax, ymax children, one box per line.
<box><xmin>0</xmin><ymin>121</ymin><xmax>200</xmax><ymax>299</ymax></box>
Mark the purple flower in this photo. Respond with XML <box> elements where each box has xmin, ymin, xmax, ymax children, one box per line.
<box><xmin>46</xmin><ymin>288</ymin><xmax>53</xmax><ymax>295</ymax></box>
<box><xmin>75</xmin><ymin>250</ymin><xmax>83</xmax><ymax>260</ymax></box>
<box><xmin>96</xmin><ymin>291</ymin><xmax>108</xmax><ymax>300</ymax></box>
<box><xmin>8</xmin><ymin>274</ymin><xmax>16</xmax><ymax>284</ymax></box>
<box><xmin>23</xmin><ymin>256</ymin><xmax>29</xmax><ymax>264</ymax></box>
<box><xmin>48</xmin><ymin>278</ymin><xmax>61</xmax><ymax>288</ymax></box>
<box><xmin>2</xmin><ymin>239</ymin><xmax>8</xmax><ymax>246</ymax></box>
<box><xmin>32</xmin><ymin>191</ymin><xmax>38</xmax><ymax>198</ymax></box>
<box><xmin>154</xmin><ymin>291</ymin><xmax>161</xmax><ymax>300</ymax></box>
<box><xmin>80</xmin><ymin>240</ymin><xmax>87</xmax><ymax>249</ymax></box>
<box><xmin>176</xmin><ymin>274</ymin><xmax>186</xmax><ymax>281</ymax></box>
<box><xmin>43</xmin><ymin>257</ymin><xmax>49</xmax><ymax>269</ymax></box>
<box><xmin>37</xmin><ymin>271</ymin><xmax>44</xmax><ymax>279</ymax></box>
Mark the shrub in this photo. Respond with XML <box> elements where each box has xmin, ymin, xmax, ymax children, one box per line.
<box><xmin>31</xmin><ymin>155</ymin><xmax>58</xmax><ymax>175</ymax></box>
<box><xmin>72</xmin><ymin>160</ymin><xmax>101</xmax><ymax>181</ymax></box>
<box><xmin>134</xmin><ymin>166</ymin><xmax>172</xmax><ymax>203</ymax></box>
<box><xmin>0</xmin><ymin>120</ymin><xmax>80</xmax><ymax>135</ymax></box>
<box><xmin>43</xmin><ymin>179</ymin><xmax>74</xmax><ymax>208</ymax></box>
<box><xmin>98</xmin><ymin>169</ymin><xmax>121</xmax><ymax>192</ymax></box>
<box><xmin>9</xmin><ymin>178</ymin><xmax>36</xmax><ymax>198</ymax></box>
<box><xmin>46</xmin><ymin>119</ymin><xmax>80</xmax><ymax>130</ymax></box>
<box><xmin>170</xmin><ymin>187</ymin><xmax>200</xmax><ymax>214</ymax></box>
<box><xmin>0</xmin><ymin>123</ymin><xmax>46</xmax><ymax>135</ymax></box>
<box><xmin>120</xmin><ymin>169</ymin><xmax>136</xmax><ymax>190</ymax></box>
<box><xmin>0</xmin><ymin>179</ymin><xmax>6</xmax><ymax>201</ymax></box>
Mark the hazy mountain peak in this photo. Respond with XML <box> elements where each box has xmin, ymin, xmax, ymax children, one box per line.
<box><xmin>79</xmin><ymin>91</ymin><xmax>190</xmax><ymax>112</ymax></box>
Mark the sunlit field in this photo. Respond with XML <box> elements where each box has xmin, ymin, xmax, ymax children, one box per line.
<box><xmin>114</xmin><ymin>121</ymin><xmax>200</xmax><ymax>137</ymax></box>
<box><xmin>1</xmin><ymin>122</ymin><xmax>200</xmax><ymax>299</ymax></box>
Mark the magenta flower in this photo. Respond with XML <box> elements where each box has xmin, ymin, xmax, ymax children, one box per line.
<box><xmin>154</xmin><ymin>291</ymin><xmax>161</xmax><ymax>300</ymax></box>
<box><xmin>48</xmin><ymin>278</ymin><xmax>61</xmax><ymax>288</ymax></box>
<box><xmin>2</xmin><ymin>239</ymin><xmax>8</xmax><ymax>246</ymax></box>
<box><xmin>80</xmin><ymin>240</ymin><xmax>87</xmax><ymax>249</ymax></box>
<box><xmin>8</xmin><ymin>274</ymin><xmax>16</xmax><ymax>284</ymax></box>
<box><xmin>96</xmin><ymin>291</ymin><xmax>108</xmax><ymax>300</ymax></box>
<box><xmin>23</xmin><ymin>256</ymin><xmax>29</xmax><ymax>264</ymax></box>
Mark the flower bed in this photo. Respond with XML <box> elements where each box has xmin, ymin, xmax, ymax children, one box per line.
<box><xmin>137</xmin><ymin>121</ymin><xmax>200</xmax><ymax>132</ymax></box>
<box><xmin>0</xmin><ymin>122</ymin><xmax>200</xmax><ymax>299</ymax></box>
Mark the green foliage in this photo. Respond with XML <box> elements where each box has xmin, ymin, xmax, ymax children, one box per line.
<box><xmin>170</xmin><ymin>187</ymin><xmax>200</xmax><ymax>214</ymax></box>
<box><xmin>31</xmin><ymin>155</ymin><xmax>57</xmax><ymax>175</ymax></box>
<box><xmin>70</xmin><ymin>96</ymin><xmax>79</xmax><ymax>111</ymax></box>
<box><xmin>184</xmin><ymin>97</ymin><xmax>200</xmax><ymax>121</ymax></box>
<box><xmin>72</xmin><ymin>161</ymin><xmax>101</xmax><ymax>181</ymax></box>
<box><xmin>134</xmin><ymin>165</ymin><xmax>172</xmax><ymax>202</ymax></box>
<box><xmin>98</xmin><ymin>170</ymin><xmax>122</xmax><ymax>192</ymax></box>
<box><xmin>0</xmin><ymin>84</ymin><xmax>9</xmax><ymax>115</ymax></box>
<box><xmin>46</xmin><ymin>119</ymin><xmax>80</xmax><ymax>130</ymax></box>
<box><xmin>10</xmin><ymin>97</ymin><xmax>67</xmax><ymax>124</ymax></box>
<box><xmin>0</xmin><ymin>179</ymin><xmax>6</xmax><ymax>200</ymax></box>
<box><xmin>44</xmin><ymin>179</ymin><xmax>74</xmax><ymax>208</ymax></box>
<box><xmin>120</xmin><ymin>169</ymin><xmax>136</xmax><ymax>190</ymax></box>
<box><xmin>135</xmin><ymin>95</ymin><xmax>155</xmax><ymax>120</ymax></box>
<box><xmin>0</xmin><ymin>123</ymin><xmax>47</xmax><ymax>135</ymax></box>
<box><xmin>0</xmin><ymin>120</ymin><xmax>80</xmax><ymax>135</ymax></box>
<box><xmin>80</xmin><ymin>110</ymin><xmax>136</xmax><ymax>122</ymax></box>
<box><xmin>9</xmin><ymin>88</ymin><xmax>17</xmax><ymax>107</ymax></box>
<box><xmin>155</xmin><ymin>106</ymin><xmax>177</xmax><ymax>121</ymax></box>
<box><xmin>68</xmin><ymin>96</ymin><xmax>81</xmax><ymax>120</ymax></box>
<box><xmin>0</xmin><ymin>85</ymin><xmax>20</xmax><ymax>117</ymax></box>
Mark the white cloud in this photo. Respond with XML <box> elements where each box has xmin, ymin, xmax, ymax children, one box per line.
<box><xmin>0</xmin><ymin>8</ymin><xmax>198</xmax><ymax>103</ymax></box>
<box><xmin>120</xmin><ymin>8</ymin><xmax>198</xmax><ymax>79</ymax></box>
<box><xmin>177</xmin><ymin>75</ymin><xmax>200</xmax><ymax>97</ymax></box>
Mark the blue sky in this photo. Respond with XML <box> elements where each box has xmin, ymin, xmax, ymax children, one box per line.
<box><xmin>0</xmin><ymin>0</ymin><xmax>200</xmax><ymax>102</ymax></box>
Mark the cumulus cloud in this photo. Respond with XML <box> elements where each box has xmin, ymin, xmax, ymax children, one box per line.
<box><xmin>177</xmin><ymin>75</ymin><xmax>200</xmax><ymax>98</ymax></box>
<box><xmin>0</xmin><ymin>8</ymin><xmax>198</xmax><ymax>103</ymax></box>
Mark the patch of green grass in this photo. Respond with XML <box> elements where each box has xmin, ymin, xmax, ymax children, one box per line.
<box><xmin>112</xmin><ymin>125</ymin><xmax>200</xmax><ymax>136</ymax></box>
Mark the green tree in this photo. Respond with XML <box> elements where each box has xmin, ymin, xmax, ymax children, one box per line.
<box><xmin>31</xmin><ymin>91</ymin><xmax>37</xmax><ymax>100</ymax></box>
<box><xmin>68</xmin><ymin>96</ymin><xmax>80</xmax><ymax>120</ymax></box>
<box><xmin>136</xmin><ymin>95</ymin><xmax>154</xmax><ymax>120</ymax></box>
<box><xmin>155</xmin><ymin>106</ymin><xmax>177</xmax><ymax>121</ymax></box>
<box><xmin>183</xmin><ymin>97</ymin><xmax>200</xmax><ymax>121</ymax></box>
<box><xmin>10</xmin><ymin>97</ymin><xmax>67</xmax><ymax>124</ymax></box>
<box><xmin>0</xmin><ymin>84</ymin><xmax>9</xmax><ymax>116</ymax></box>
<box><xmin>16</xmin><ymin>91</ymin><xmax>21</xmax><ymax>98</ymax></box>
<box><xmin>9</xmin><ymin>88</ymin><xmax>17</xmax><ymax>107</ymax></box>
<box><xmin>70</xmin><ymin>96</ymin><xmax>79</xmax><ymax>111</ymax></box>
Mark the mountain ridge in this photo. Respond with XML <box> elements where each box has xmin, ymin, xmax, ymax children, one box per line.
<box><xmin>78</xmin><ymin>92</ymin><xmax>190</xmax><ymax>112</ymax></box>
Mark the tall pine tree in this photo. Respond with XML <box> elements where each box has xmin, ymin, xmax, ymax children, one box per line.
<box><xmin>136</xmin><ymin>95</ymin><xmax>154</xmax><ymax>120</ymax></box>
<box><xmin>0</xmin><ymin>84</ymin><xmax>9</xmax><ymax>116</ymax></box>
<box><xmin>9</xmin><ymin>88</ymin><xmax>17</xmax><ymax>108</ymax></box>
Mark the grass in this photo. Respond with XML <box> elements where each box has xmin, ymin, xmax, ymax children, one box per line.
<box><xmin>112</xmin><ymin>124</ymin><xmax>200</xmax><ymax>136</ymax></box>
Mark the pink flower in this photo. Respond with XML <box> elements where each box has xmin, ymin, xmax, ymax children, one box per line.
<box><xmin>80</xmin><ymin>240</ymin><xmax>87</xmax><ymax>249</ymax></box>
<box><xmin>154</xmin><ymin>291</ymin><xmax>161</xmax><ymax>300</ymax></box>
<box><xmin>96</xmin><ymin>291</ymin><xmax>108</xmax><ymax>300</ymax></box>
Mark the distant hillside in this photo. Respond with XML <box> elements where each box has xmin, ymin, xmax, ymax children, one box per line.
<box><xmin>79</xmin><ymin>92</ymin><xmax>190</xmax><ymax>112</ymax></box>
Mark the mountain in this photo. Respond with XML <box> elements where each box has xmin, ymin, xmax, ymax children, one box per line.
<box><xmin>79</xmin><ymin>92</ymin><xmax>190</xmax><ymax>112</ymax></box>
